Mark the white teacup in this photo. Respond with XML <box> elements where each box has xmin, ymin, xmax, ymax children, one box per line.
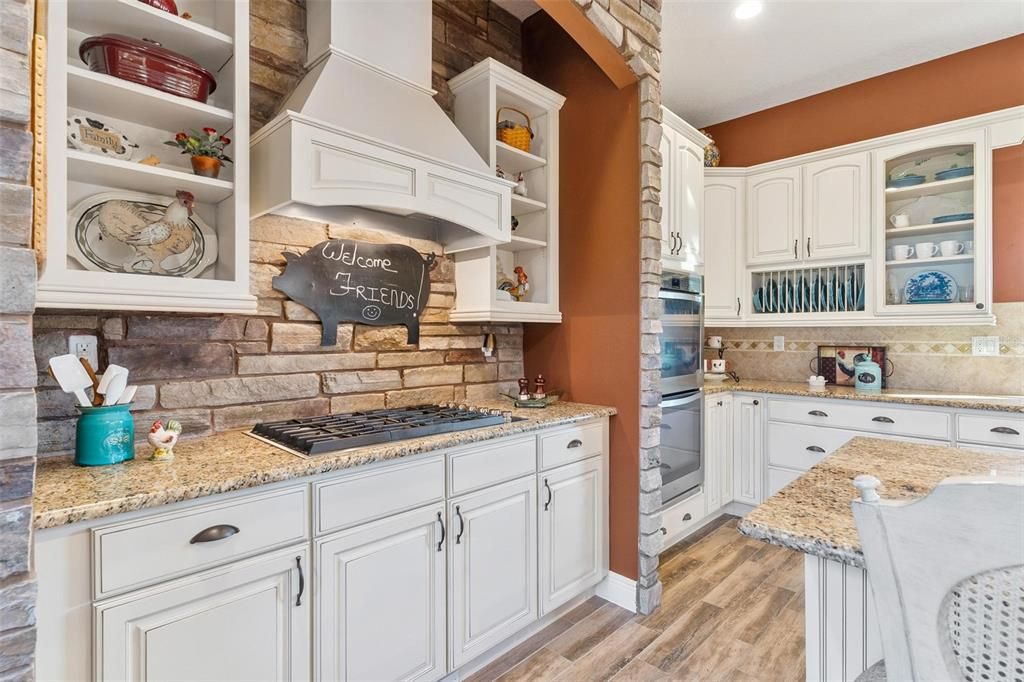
<box><xmin>889</xmin><ymin>213</ymin><xmax>911</xmax><ymax>228</ymax></box>
<box><xmin>914</xmin><ymin>242</ymin><xmax>940</xmax><ymax>259</ymax></box>
<box><xmin>964</xmin><ymin>240</ymin><xmax>974</xmax><ymax>255</ymax></box>
<box><xmin>892</xmin><ymin>244</ymin><xmax>915</xmax><ymax>260</ymax></box>
<box><xmin>939</xmin><ymin>240</ymin><xmax>964</xmax><ymax>257</ymax></box>
<box><xmin>710</xmin><ymin>359</ymin><xmax>726</xmax><ymax>374</ymax></box>
<box><xmin>707</xmin><ymin>335</ymin><xmax>722</xmax><ymax>349</ymax></box>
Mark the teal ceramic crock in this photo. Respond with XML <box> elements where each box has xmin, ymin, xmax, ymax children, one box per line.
<box><xmin>854</xmin><ymin>358</ymin><xmax>883</xmax><ymax>392</ymax></box>
<box><xmin>75</xmin><ymin>404</ymin><xmax>135</xmax><ymax>466</ymax></box>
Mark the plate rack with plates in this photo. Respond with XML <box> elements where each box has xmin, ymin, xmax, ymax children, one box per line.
<box><xmin>751</xmin><ymin>263</ymin><xmax>866</xmax><ymax>315</ymax></box>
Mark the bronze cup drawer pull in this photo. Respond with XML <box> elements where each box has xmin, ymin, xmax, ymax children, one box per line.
<box><xmin>189</xmin><ymin>524</ymin><xmax>240</xmax><ymax>544</ymax></box>
<box><xmin>990</xmin><ymin>426</ymin><xmax>1020</xmax><ymax>435</ymax></box>
<box><xmin>872</xmin><ymin>416</ymin><xmax>895</xmax><ymax>424</ymax></box>
<box><xmin>806</xmin><ymin>445</ymin><xmax>826</xmax><ymax>453</ymax></box>
<box><xmin>295</xmin><ymin>556</ymin><xmax>304</xmax><ymax>607</ymax></box>
<box><xmin>808</xmin><ymin>410</ymin><xmax>828</xmax><ymax>417</ymax></box>
<box><xmin>567</xmin><ymin>439</ymin><xmax>584</xmax><ymax>449</ymax></box>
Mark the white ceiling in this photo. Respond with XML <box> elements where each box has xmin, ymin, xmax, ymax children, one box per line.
<box><xmin>663</xmin><ymin>1</ymin><xmax>1024</xmax><ymax>127</ymax></box>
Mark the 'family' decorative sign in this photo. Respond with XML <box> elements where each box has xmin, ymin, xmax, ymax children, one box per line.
<box><xmin>273</xmin><ymin>239</ymin><xmax>436</xmax><ymax>346</ymax></box>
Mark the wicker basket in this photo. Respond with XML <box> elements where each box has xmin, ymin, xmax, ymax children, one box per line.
<box><xmin>496</xmin><ymin>106</ymin><xmax>533</xmax><ymax>153</ymax></box>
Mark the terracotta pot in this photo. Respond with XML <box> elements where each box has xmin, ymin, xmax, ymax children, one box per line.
<box><xmin>191</xmin><ymin>155</ymin><xmax>221</xmax><ymax>178</ymax></box>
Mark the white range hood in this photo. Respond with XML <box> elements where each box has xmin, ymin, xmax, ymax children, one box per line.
<box><xmin>250</xmin><ymin>0</ymin><xmax>513</xmax><ymax>252</ymax></box>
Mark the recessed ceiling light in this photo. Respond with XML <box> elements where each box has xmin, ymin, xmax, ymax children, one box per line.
<box><xmin>733</xmin><ymin>0</ymin><xmax>763</xmax><ymax>20</ymax></box>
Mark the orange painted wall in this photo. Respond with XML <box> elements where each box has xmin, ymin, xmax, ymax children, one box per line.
<box><xmin>703</xmin><ymin>34</ymin><xmax>1024</xmax><ymax>302</ymax></box>
<box><xmin>521</xmin><ymin>12</ymin><xmax>641</xmax><ymax>580</ymax></box>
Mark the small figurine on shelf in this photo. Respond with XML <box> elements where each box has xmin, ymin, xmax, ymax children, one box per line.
<box><xmin>510</xmin><ymin>266</ymin><xmax>529</xmax><ymax>301</ymax></box>
<box><xmin>513</xmin><ymin>172</ymin><xmax>528</xmax><ymax>196</ymax></box>
<box><xmin>495</xmin><ymin>164</ymin><xmax>506</xmax><ymax>180</ymax></box>
<box><xmin>511</xmin><ymin>215</ymin><xmax>519</xmax><ymax>232</ymax></box>
<box><xmin>533</xmin><ymin>374</ymin><xmax>547</xmax><ymax>400</ymax></box>
<box><xmin>148</xmin><ymin>419</ymin><xmax>182</xmax><ymax>461</ymax></box>
<box><xmin>517</xmin><ymin>377</ymin><xmax>530</xmax><ymax>401</ymax></box>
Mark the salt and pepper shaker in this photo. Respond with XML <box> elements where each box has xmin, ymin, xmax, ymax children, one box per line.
<box><xmin>517</xmin><ymin>377</ymin><xmax>530</xmax><ymax>401</ymax></box>
<box><xmin>533</xmin><ymin>374</ymin><xmax>546</xmax><ymax>400</ymax></box>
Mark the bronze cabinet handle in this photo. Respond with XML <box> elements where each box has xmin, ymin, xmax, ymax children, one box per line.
<box><xmin>544</xmin><ymin>479</ymin><xmax>553</xmax><ymax>511</ymax></box>
<box><xmin>808</xmin><ymin>410</ymin><xmax>828</xmax><ymax>417</ymax></box>
<box><xmin>753</xmin><ymin>400</ymin><xmax>759</xmax><ymax>406</ymax></box>
<box><xmin>806</xmin><ymin>446</ymin><xmax>826</xmax><ymax>453</ymax></box>
<box><xmin>872</xmin><ymin>416</ymin><xmax>895</xmax><ymax>423</ymax></box>
<box><xmin>567</xmin><ymin>439</ymin><xmax>583</xmax><ymax>449</ymax></box>
<box><xmin>660</xmin><ymin>527</ymin><xmax>667</xmax><ymax>535</ymax></box>
<box><xmin>295</xmin><ymin>556</ymin><xmax>304</xmax><ymax>607</ymax></box>
<box><xmin>189</xmin><ymin>524</ymin><xmax>239</xmax><ymax>544</ymax></box>
<box><xmin>991</xmin><ymin>426</ymin><xmax>1020</xmax><ymax>435</ymax></box>
<box><xmin>455</xmin><ymin>505</ymin><xmax>465</xmax><ymax>544</ymax></box>
<box><xmin>682</xmin><ymin>513</ymin><xmax>692</xmax><ymax>521</ymax></box>
<box><xmin>794</xmin><ymin>239</ymin><xmax>798</xmax><ymax>260</ymax></box>
<box><xmin>807</xmin><ymin>237</ymin><xmax>811</xmax><ymax>257</ymax></box>
<box><xmin>436</xmin><ymin>512</ymin><xmax>445</xmax><ymax>552</ymax></box>
<box><xmin>736</xmin><ymin>297</ymin><xmax>741</xmax><ymax>316</ymax></box>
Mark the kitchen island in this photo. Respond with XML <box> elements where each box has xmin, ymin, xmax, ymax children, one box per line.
<box><xmin>738</xmin><ymin>436</ymin><xmax>1024</xmax><ymax>681</ymax></box>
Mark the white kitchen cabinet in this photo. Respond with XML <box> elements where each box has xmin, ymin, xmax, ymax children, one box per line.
<box><xmin>803</xmin><ymin>152</ymin><xmax>871</xmax><ymax>259</ymax></box>
<box><xmin>704</xmin><ymin>394</ymin><xmax>734</xmax><ymax>515</ymax></box>
<box><xmin>95</xmin><ymin>546</ymin><xmax>310</xmax><ymax>682</ymax></box>
<box><xmin>661</xmin><ymin>107</ymin><xmax>710</xmax><ymax>270</ymax></box>
<box><xmin>449</xmin><ymin>476</ymin><xmax>537</xmax><ymax>669</ymax></box>
<box><xmin>315</xmin><ymin>504</ymin><xmax>446</xmax><ymax>682</ymax></box>
<box><xmin>703</xmin><ymin>173</ymin><xmax>745</xmax><ymax>320</ymax></box>
<box><xmin>733</xmin><ymin>395</ymin><xmax>765</xmax><ymax>505</ymax></box>
<box><xmin>538</xmin><ymin>456</ymin><xmax>607</xmax><ymax>616</ymax></box>
<box><xmin>746</xmin><ymin>167</ymin><xmax>802</xmax><ymax>266</ymax></box>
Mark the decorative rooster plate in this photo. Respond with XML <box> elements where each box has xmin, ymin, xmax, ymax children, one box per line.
<box><xmin>68</xmin><ymin>191</ymin><xmax>217</xmax><ymax>277</ymax></box>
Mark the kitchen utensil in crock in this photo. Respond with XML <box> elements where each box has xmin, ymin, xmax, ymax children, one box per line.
<box><xmin>97</xmin><ymin>364</ymin><xmax>129</xmax><ymax>396</ymax></box>
<box><xmin>102</xmin><ymin>371</ymin><xmax>129</xmax><ymax>406</ymax></box>
<box><xmin>116</xmin><ymin>385</ymin><xmax>138</xmax><ymax>405</ymax></box>
<box><xmin>78</xmin><ymin>357</ymin><xmax>103</xmax><ymax>405</ymax></box>
<box><xmin>49</xmin><ymin>354</ymin><xmax>94</xmax><ymax>407</ymax></box>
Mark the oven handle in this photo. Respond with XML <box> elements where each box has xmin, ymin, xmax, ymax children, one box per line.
<box><xmin>660</xmin><ymin>391</ymin><xmax>703</xmax><ymax>408</ymax></box>
<box><xmin>659</xmin><ymin>290</ymin><xmax>702</xmax><ymax>303</ymax></box>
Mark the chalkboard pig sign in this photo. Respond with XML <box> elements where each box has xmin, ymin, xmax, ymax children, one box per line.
<box><xmin>274</xmin><ymin>239</ymin><xmax>436</xmax><ymax>346</ymax></box>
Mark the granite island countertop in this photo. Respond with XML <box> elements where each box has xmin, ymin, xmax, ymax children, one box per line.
<box><xmin>34</xmin><ymin>400</ymin><xmax>616</xmax><ymax>530</ymax></box>
<box><xmin>738</xmin><ymin>436</ymin><xmax>1024</xmax><ymax>567</ymax></box>
<box><xmin>704</xmin><ymin>379</ymin><xmax>1024</xmax><ymax>414</ymax></box>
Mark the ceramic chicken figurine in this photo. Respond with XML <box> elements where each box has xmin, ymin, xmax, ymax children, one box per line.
<box><xmin>510</xmin><ymin>266</ymin><xmax>529</xmax><ymax>301</ymax></box>
<box><xmin>97</xmin><ymin>190</ymin><xmax>196</xmax><ymax>275</ymax></box>
<box><xmin>148</xmin><ymin>419</ymin><xmax>182</xmax><ymax>461</ymax></box>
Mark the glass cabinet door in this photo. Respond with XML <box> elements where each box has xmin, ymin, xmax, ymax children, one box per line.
<box><xmin>873</xmin><ymin>129</ymin><xmax>988</xmax><ymax>317</ymax></box>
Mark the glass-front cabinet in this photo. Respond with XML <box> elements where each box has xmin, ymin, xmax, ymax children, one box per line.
<box><xmin>872</xmin><ymin>129</ymin><xmax>989</xmax><ymax>319</ymax></box>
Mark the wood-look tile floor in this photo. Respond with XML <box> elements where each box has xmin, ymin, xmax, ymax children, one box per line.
<box><xmin>466</xmin><ymin>516</ymin><xmax>805</xmax><ymax>682</ymax></box>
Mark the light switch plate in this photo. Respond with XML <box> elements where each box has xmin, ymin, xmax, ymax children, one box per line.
<box><xmin>972</xmin><ymin>336</ymin><xmax>1000</xmax><ymax>356</ymax></box>
<box><xmin>69</xmin><ymin>334</ymin><xmax>99</xmax><ymax>370</ymax></box>
<box><xmin>773</xmin><ymin>335</ymin><xmax>785</xmax><ymax>352</ymax></box>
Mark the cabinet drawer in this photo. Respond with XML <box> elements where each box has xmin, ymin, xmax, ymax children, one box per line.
<box><xmin>539</xmin><ymin>421</ymin><xmax>604</xmax><ymax>470</ymax></box>
<box><xmin>93</xmin><ymin>486</ymin><xmax>308</xmax><ymax>599</ymax></box>
<box><xmin>315</xmin><ymin>455</ymin><xmax>444</xmax><ymax>536</ymax></box>
<box><xmin>661</xmin><ymin>490</ymin><xmax>706</xmax><ymax>548</ymax></box>
<box><xmin>767</xmin><ymin>422</ymin><xmax>855</xmax><ymax>471</ymax></box>
<box><xmin>449</xmin><ymin>436</ymin><xmax>536</xmax><ymax>496</ymax></box>
<box><xmin>768</xmin><ymin>398</ymin><xmax>949</xmax><ymax>440</ymax></box>
<box><xmin>957</xmin><ymin>413</ymin><xmax>1024</xmax><ymax>449</ymax></box>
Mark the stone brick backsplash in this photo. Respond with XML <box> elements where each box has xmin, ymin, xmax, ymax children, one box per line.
<box><xmin>34</xmin><ymin>214</ymin><xmax>525</xmax><ymax>456</ymax></box>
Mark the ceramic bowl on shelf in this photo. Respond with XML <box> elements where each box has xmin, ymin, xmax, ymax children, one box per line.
<box><xmin>934</xmin><ymin>166</ymin><xmax>973</xmax><ymax>181</ymax></box>
<box><xmin>887</xmin><ymin>174</ymin><xmax>926</xmax><ymax>188</ymax></box>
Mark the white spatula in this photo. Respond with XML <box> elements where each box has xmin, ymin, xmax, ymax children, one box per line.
<box><xmin>97</xmin><ymin>364</ymin><xmax>129</xmax><ymax>395</ymax></box>
<box><xmin>48</xmin><ymin>354</ymin><xmax>93</xmax><ymax>407</ymax></box>
<box><xmin>102</xmin><ymin>371</ymin><xmax>128</xmax><ymax>406</ymax></box>
<box><xmin>116</xmin><ymin>385</ymin><xmax>138</xmax><ymax>405</ymax></box>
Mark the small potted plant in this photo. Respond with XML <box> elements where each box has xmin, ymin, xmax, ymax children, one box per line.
<box><xmin>165</xmin><ymin>127</ymin><xmax>232</xmax><ymax>178</ymax></box>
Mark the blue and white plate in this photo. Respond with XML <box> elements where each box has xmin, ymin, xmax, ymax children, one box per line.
<box><xmin>887</xmin><ymin>174</ymin><xmax>926</xmax><ymax>188</ymax></box>
<box><xmin>934</xmin><ymin>166</ymin><xmax>973</xmax><ymax>181</ymax></box>
<box><xmin>904</xmin><ymin>270</ymin><xmax>957</xmax><ymax>304</ymax></box>
<box><xmin>932</xmin><ymin>212</ymin><xmax>974</xmax><ymax>224</ymax></box>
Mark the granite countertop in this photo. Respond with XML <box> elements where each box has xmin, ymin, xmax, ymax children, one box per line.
<box><xmin>704</xmin><ymin>379</ymin><xmax>1024</xmax><ymax>414</ymax></box>
<box><xmin>34</xmin><ymin>401</ymin><xmax>616</xmax><ymax>530</ymax></box>
<box><xmin>738</xmin><ymin>436</ymin><xmax>1024</xmax><ymax>567</ymax></box>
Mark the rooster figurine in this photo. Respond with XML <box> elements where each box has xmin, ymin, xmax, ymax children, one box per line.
<box><xmin>97</xmin><ymin>190</ymin><xmax>196</xmax><ymax>275</ymax></box>
<box><xmin>148</xmin><ymin>419</ymin><xmax>183</xmax><ymax>461</ymax></box>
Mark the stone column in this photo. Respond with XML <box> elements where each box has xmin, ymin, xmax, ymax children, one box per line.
<box><xmin>572</xmin><ymin>0</ymin><xmax>665</xmax><ymax>615</ymax></box>
<box><xmin>0</xmin><ymin>0</ymin><xmax>39</xmax><ymax>677</ymax></box>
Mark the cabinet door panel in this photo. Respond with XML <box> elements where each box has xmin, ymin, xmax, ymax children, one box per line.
<box><xmin>704</xmin><ymin>400</ymin><xmax>722</xmax><ymax>514</ymax></box>
<box><xmin>677</xmin><ymin>138</ymin><xmax>705</xmax><ymax>265</ymax></box>
<box><xmin>660</xmin><ymin>126</ymin><xmax>675</xmax><ymax>256</ymax></box>
<box><xmin>539</xmin><ymin>457</ymin><xmax>607</xmax><ymax>615</ymax></box>
<box><xmin>803</xmin><ymin>152</ymin><xmax>870</xmax><ymax>260</ymax></box>
<box><xmin>747</xmin><ymin>168</ymin><xmax>801</xmax><ymax>266</ymax></box>
<box><xmin>316</xmin><ymin>504</ymin><xmax>446</xmax><ymax>682</ymax></box>
<box><xmin>704</xmin><ymin>177</ymin><xmax>744</xmax><ymax>319</ymax></box>
<box><xmin>96</xmin><ymin>546</ymin><xmax>309</xmax><ymax>682</ymax></box>
<box><xmin>733</xmin><ymin>396</ymin><xmax>764</xmax><ymax>505</ymax></box>
<box><xmin>449</xmin><ymin>477</ymin><xmax>537</xmax><ymax>668</ymax></box>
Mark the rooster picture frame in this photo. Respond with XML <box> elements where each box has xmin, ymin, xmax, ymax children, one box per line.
<box><xmin>815</xmin><ymin>345</ymin><xmax>890</xmax><ymax>388</ymax></box>
<box><xmin>67</xmin><ymin>190</ymin><xmax>218</xmax><ymax>278</ymax></box>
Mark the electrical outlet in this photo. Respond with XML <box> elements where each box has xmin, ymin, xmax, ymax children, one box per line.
<box><xmin>972</xmin><ymin>336</ymin><xmax>1000</xmax><ymax>357</ymax></box>
<box><xmin>773</xmin><ymin>336</ymin><xmax>785</xmax><ymax>352</ymax></box>
<box><xmin>69</xmin><ymin>334</ymin><xmax>99</xmax><ymax>370</ymax></box>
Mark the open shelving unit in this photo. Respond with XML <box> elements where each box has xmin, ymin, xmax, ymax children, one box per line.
<box><xmin>447</xmin><ymin>58</ymin><xmax>566</xmax><ymax>323</ymax></box>
<box><xmin>40</xmin><ymin>0</ymin><xmax>254</xmax><ymax>313</ymax></box>
<box><xmin>874</xmin><ymin>132</ymin><xmax>986</xmax><ymax>319</ymax></box>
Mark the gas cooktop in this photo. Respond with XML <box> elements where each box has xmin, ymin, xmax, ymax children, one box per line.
<box><xmin>248</xmin><ymin>404</ymin><xmax>516</xmax><ymax>457</ymax></box>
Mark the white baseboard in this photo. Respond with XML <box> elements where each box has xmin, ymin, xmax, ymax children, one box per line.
<box><xmin>723</xmin><ymin>501</ymin><xmax>754</xmax><ymax>517</ymax></box>
<box><xmin>595</xmin><ymin>571</ymin><xmax>637</xmax><ymax>613</ymax></box>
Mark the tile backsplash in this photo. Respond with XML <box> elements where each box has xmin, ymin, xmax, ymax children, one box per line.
<box><xmin>708</xmin><ymin>302</ymin><xmax>1024</xmax><ymax>395</ymax></box>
